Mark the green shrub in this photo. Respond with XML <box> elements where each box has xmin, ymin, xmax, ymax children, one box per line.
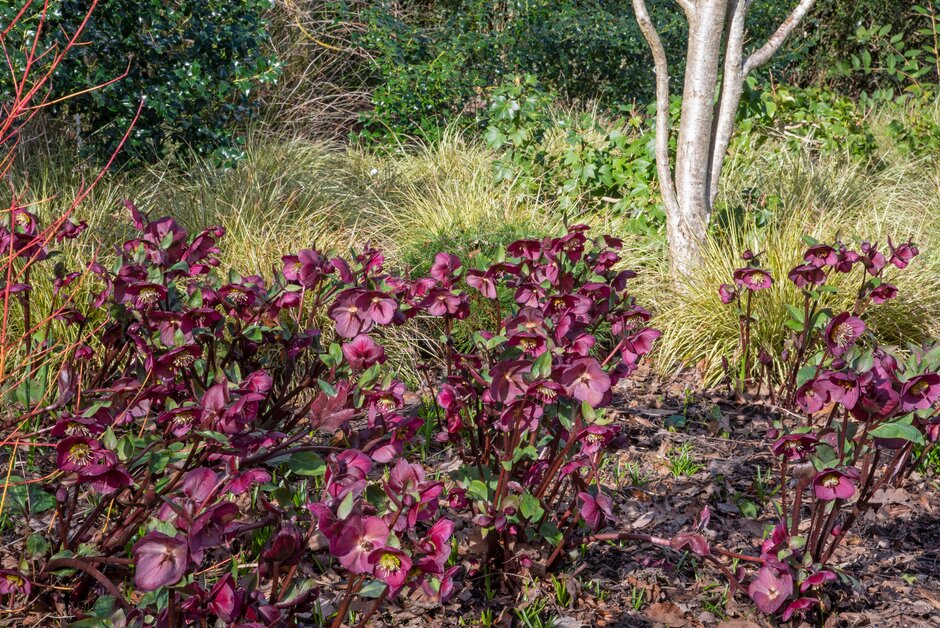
<box><xmin>883</xmin><ymin>89</ymin><xmax>940</xmax><ymax>156</ymax></box>
<box><xmin>736</xmin><ymin>83</ymin><xmax>877</xmax><ymax>158</ymax></box>
<box><xmin>799</xmin><ymin>1</ymin><xmax>933</xmax><ymax>94</ymax></box>
<box><xmin>354</xmin><ymin>2</ymin><xmax>484</xmax><ymax>143</ymax></box>
<box><xmin>0</xmin><ymin>0</ymin><xmax>277</xmax><ymax>164</ymax></box>
<box><xmin>483</xmin><ymin>75</ymin><xmax>665</xmax><ymax>235</ymax></box>
<box><xmin>351</xmin><ymin>1</ymin><xmax>798</xmax><ymax>143</ymax></box>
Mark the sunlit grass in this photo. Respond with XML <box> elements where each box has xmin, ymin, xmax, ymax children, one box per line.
<box><xmin>8</xmin><ymin>103</ymin><xmax>940</xmax><ymax>386</ymax></box>
<box><xmin>648</xmin><ymin>143</ymin><xmax>940</xmax><ymax>385</ymax></box>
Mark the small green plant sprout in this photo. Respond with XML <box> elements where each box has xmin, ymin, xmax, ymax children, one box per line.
<box><xmin>624</xmin><ymin>460</ymin><xmax>652</xmax><ymax>487</ymax></box>
<box><xmin>701</xmin><ymin>582</ymin><xmax>730</xmax><ymax>619</ymax></box>
<box><xmin>752</xmin><ymin>464</ymin><xmax>780</xmax><ymax>503</ymax></box>
<box><xmin>549</xmin><ymin>574</ymin><xmax>573</xmax><ymax>608</ymax></box>
<box><xmin>514</xmin><ymin>598</ymin><xmax>557</xmax><ymax>628</ymax></box>
<box><xmin>630</xmin><ymin>585</ymin><xmax>646</xmax><ymax>611</ymax></box>
<box><xmin>665</xmin><ymin>442</ymin><xmax>705</xmax><ymax>478</ymax></box>
<box><xmin>587</xmin><ymin>579</ymin><xmax>610</xmax><ymax>602</ymax></box>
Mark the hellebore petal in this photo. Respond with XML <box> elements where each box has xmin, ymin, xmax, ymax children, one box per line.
<box><xmin>0</xmin><ymin>570</ymin><xmax>30</xmax><ymax>596</ymax></box>
<box><xmin>430</xmin><ymin>252</ymin><xmax>461</xmax><ymax>286</ymax></box>
<box><xmin>733</xmin><ymin>267</ymin><xmax>773</xmax><ymax>291</ymax></box>
<box><xmin>718</xmin><ymin>284</ymin><xmax>736</xmax><ymax>304</ymax></box>
<box><xmin>334</xmin><ymin>516</ymin><xmax>390</xmax><ymax>574</ymax></box>
<box><xmin>781</xmin><ymin>597</ymin><xmax>817</xmax><ymax>622</ymax></box>
<box><xmin>342</xmin><ymin>334</ymin><xmax>387</xmax><ymax>371</ymax></box>
<box><xmin>824</xmin><ymin>312</ymin><xmax>865</xmax><ymax>357</ymax></box>
<box><xmin>208</xmin><ymin>573</ymin><xmax>244</xmax><ymax>623</ymax></box>
<box><xmin>748</xmin><ymin>563</ymin><xmax>793</xmax><ymax>614</ymax></box>
<box><xmin>771</xmin><ymin>433</ymin><xmax>818</xmax><ymax>462</ymax></box>
<box><xmin>560</xmin><ymin>357</ymin><xmax>611</xmax><ymax>408</ymax></box>
<box><xmin>788</xmin><ymin>263</ymin><xmax>826</xmax><ymax>288</ymax></box>
<box><xmin>369</xmin><ymin>547</ymin><xmax>412</xmax><ymax>591</ymax></box>
<box><xmin>899</xmin><ymin>373</ymin><xmax>940</xmax><ymax>412</ymax></box>
<box><xmin>133</xmin><ymin>532</ymin><xmax>189</xmax><ymax>591</ymax></box>
<box><xmin>813</xmin><ymin>467</ymin><xmax>858</xmax><ymax>501</ymax></box>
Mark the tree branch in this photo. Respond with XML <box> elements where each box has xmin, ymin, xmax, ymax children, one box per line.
<box><xmin>743</xmin><ymin>0</ymin><xmax>815</xmax><ymax>76</ymax></box>
<box><xmin>706</xmin><ymin>0</ymin><xmax>749</xmax><ymax>205</ymax></box>
<box><xmin>675</xmin><ymin>0</ymin><xmax>696</xmax><ymax>20</ymax></box>
<box><xmin>632</xmin><ymin>0</ymin><xmax>680</xmax><ymax>216</ymax></box>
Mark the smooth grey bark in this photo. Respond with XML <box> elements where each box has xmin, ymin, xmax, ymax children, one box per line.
<box><xmin>632</xmin><ymin>0</ymin><xmax>816</xmax><ymax>279</ymax></box>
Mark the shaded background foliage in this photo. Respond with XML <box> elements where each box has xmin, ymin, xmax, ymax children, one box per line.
<box><xmin>0</xmin><ymin>0</ymin><xmax>277</xmax><ymax>164</ymax></box>
<box><xmin>0</xmin><ymin>0</ymin><xmax>928</xmax><ymax>159</ymax></box>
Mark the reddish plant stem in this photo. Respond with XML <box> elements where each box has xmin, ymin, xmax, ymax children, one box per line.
<box><xmin>354</xmin><ymin>584</ymin><xmax>389</xmax><ymax>628</ymax></box>
<box><xmin>330</xmin><ymin>574</ymin><xmax>366</xmax><ymax>628</ymax></box>
<box><xmin>814</xmin><ymin>498</ymin><xmax>842</xmax><ymax>559</ymax></box>
<box><xmin>789</xmin><ymin>479</ymin><xmax>807</xmax><ymax>537</ymax></box>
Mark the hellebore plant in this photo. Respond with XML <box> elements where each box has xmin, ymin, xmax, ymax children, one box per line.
<box><xmin>721</xmin><ymin>237</ymin><xmax>940</xmax><ymax>621</ymax></box>
<box><xmin>423</xmin><ymin>227</ymin><xmax>659</xmax><ymax>579</ymax></box>
<box><xmin>718</xmin><ymin>250</ymin><xmax>773</xmax><ymax>394</ymax></box>
<box><xmin>1</xmin><ymin>3</ymin><xmax>656</xmax><ymax>624</ymax></box>
<box><xmin>0</xmin><ymin>199</ymin><xmax>468</xmax><ymax>625</ymax></box>
<box><xmin>6</xmin><ymin>180</ymin><xmax>665</xmax><ymax>626</ymax></box>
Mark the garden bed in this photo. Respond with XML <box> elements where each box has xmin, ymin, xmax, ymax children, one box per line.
<box><xmin>362</xmin><ymin>369</ymin><xmax>940</xmax><ymax>627</ymax></box>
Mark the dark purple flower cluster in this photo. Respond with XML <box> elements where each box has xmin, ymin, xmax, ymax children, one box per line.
<box><xmin>7</xmin><ymin>195</ymin><xmax>658</xmax><ymax>623</ymax></box>
<box><xmin>429</xmin><ymin>226</ymin><xmax>657</xmax><ymax>572</ymax></box>
<box><xmin>718</xmin><ymin>238</ymin><xmax>940</xmax><ymax>620</ymax></box>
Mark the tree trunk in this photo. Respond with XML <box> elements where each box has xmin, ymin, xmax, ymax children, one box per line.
<box><xmin>671</xmin><ymin>0</ymin><xmax>729</xmax><ymax>277</ymax></box>
<box><xmin>632</xmin><ymin>0</ymin><xmax>816</xmax><ymax>281</ymax></box>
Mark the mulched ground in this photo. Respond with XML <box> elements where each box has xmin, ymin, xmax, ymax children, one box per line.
<box><xmin>8</xmin><ymin>367</ymin><xmax>937</xmax><ymax>626</ymax></box>
<box><xmin>377</xmin><ymin>366</ymin><xmax>940</xmax><ymax>627</ymax></box>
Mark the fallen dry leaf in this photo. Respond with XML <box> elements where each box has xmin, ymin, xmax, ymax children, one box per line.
<box><xmin>646</xmin><ymin>601</ymin><xmax>689</xmax><ymax>627</ymax></box>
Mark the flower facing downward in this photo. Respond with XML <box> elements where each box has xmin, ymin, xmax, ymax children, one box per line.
<box><xmin>813</xmin><ymin>467</ymin><xmax>858</xmax><ymax>501</ymax></box>
<box><xmin>824</xmin><ymin>312</ymin><xmax>865</xmax><ymax>357</ymax></box>
<box><xmin>888</xmin><ymin>238</ymin><xmax>919</xmax><ymax>269</ymax></box>
<box><xmin>430</xmin><ymin>252</ymin><xmax>461</xmax><ymax>287</ymax></box>
<box><xmin>788</xmin><ymin>264</ymin><xmax>826</xmax><ymax>288</ymax></box>
<box><xmin>578</xmin><ymin>490</ymin><xmax>617</xmax><ymax>529</ymax></box>
<box><xmin>133</xmin><ymin>532</ymin><xmax>189</xmax><ymax>591</ymax></box>
<box><xmin>0</xmin><ymin>570</ymin><xmax>30</xmax><ymax>596</ymax></box>
<box><xmin>718</xmin><ymin>284</ymin><xmax>735</xmax><ymax>304</ymax></box>
<box><xmin>869</xmin><ymin>283</ymin><xmax>897</xmax><ymax>304</ymax></box>
<box><xmin>208</xmin><ymin>573</ymin><xmax>244</xmax><ymax>623</ymax></box>
<box><xmin>800</xmin><ymin>570</ymin><xmax>836</xmax><ymax>592</ymax></box>
<box><xmin>342</xmin><ymin>334</ymin><xmax>387</xmax><ymax>371</ymax></box>
<box><xmin>369</xmin><ymin>547</ymin><xmax>412</xmax><ymax>591</ymax></box>
<box><xmin>781</xmin><ymin>597</ymin><xmax>817</xmax><ymax>622</ymax></box>
<box><xmin>748</xmin><ymin>563</ymin><xmax>793</xmax><ymax>614</ymax></box>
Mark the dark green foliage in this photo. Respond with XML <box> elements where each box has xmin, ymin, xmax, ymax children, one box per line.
<box><xmin>354</xmin><ymin>2</ymin><xmax>484</xmax><ymax>143</ymax></box>
<box><xmin>348</xmin><ymin>1</ymin><xmax>818</xmax><ymax>144</ymax></box>
<box><xmin>789</xmin><ymin>0</ymin><xmax>919</xmax><ymax>89</ymax></box>
<box><xmin>830</xmin><ymin>2</ymin><xmax>940</xmax><ymax>102</ymax></box>
<box><xmin>0</xmin><ymin>0</ymin><xmax>277</xmax><ymax>164</ymax></box>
